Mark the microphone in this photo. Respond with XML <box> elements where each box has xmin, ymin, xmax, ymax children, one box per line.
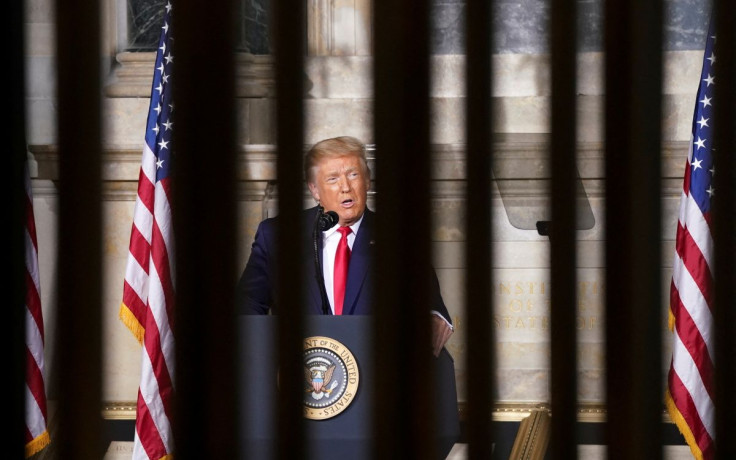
<box><xmin>313</xmin><ymin>205</ymin><xmax>339</xmax><ymax>314</ymax></box>
<box><xmin>318</xmin><ymin>208</ymin><xmax>339</xmax><ymax>231</ymax></box>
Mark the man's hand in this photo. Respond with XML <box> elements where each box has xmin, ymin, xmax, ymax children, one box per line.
<box><xmin>431</xmin><ymin>315</ymin><xmax>454</xmax><ymax>357</ymax></box>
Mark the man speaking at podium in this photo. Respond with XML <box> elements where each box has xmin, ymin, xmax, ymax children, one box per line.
<box><xmin>236</xmin><ymin>136</ymin><xmax>453</xmax><ymax>356</ymax></box>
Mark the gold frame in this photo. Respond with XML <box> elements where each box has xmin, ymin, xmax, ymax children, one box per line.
<box><xmin>102</xmin><ymin>402</ymin><xmax>675</xmax><ymax>424</ymax></box>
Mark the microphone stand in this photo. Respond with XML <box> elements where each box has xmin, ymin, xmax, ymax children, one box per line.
<box><xmin>313</xmin><ymin>206</ymin><xmax>332</xmax><ymax>315</ymax></box>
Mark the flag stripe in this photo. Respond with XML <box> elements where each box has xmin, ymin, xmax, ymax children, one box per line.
<box><xmin>138</xmin><ymin>346</ymin><xmax>173</xmax><ymax>450</ymax></box>
<box><xmin>24</xmin><ymin>283</ymin><xmax>45</xmax><ymax>375</ymax></box>
<box><xmin>133</xmin><ymin>197</ymin><xmax>154</xmax><ymax>249</ymax></box>
<box><xmin>24</xmin><ymin>191</ymin><xmax>38</xmax><ymax>252</ymax></box>
<box><xmin>671</xmin><ymin>255</ymin><xmax>715</xmax><ymax>362</ymax></box>
<box><xmin>133</xmin><ymin>390</ymin><xmax>168</xmax><ymax>459</ymax></box>
<box><xmin>122</xmin><ymin>282</ymin><xmax>149</xmax><ymax>330</ymax></box>
<box><xmin>674</xmin><ymin>221</ymin><xmax>713</xmax><ymax>305</ymax></box>
<box><xmin>136</xmin><ymin>156</ymin><xmax>157</xmax><ymax>217</ymax></box>
<box><xmin>143</xmin><ymin>265</ymin><xmax>175</xmax><ymax>412</ymax></box>
<box><xmin>129</xmin><ymin>224</ymin><xmax>153</xmax><ymax>277</ymax></box>
<box><xmin>671</xmin><ymin>331</ymin><xmax>715</xmax><ymax>438</ymax></box>
<box><xmin>151</xmin><ymin>192</ymin><xmax>176</xmax><ymax>320</ymax></box>
<box><xmin>668</xmin><ymin>368</ymin><xmax>713</xmax><ymax>459</ymax></box>
<box><xmin>24</xmin><ymin>346</ymin><xmax>47</xmax><ymax>420</ymax></box>
<box><xmin>669</xmin><ymin>283</ymin><xmax>714</xmax><ymax>399</ymax></box>
<box><xmin>24</xmin><ymin>384</ymin><xmax>50</xmax><ymax>457</ymax></box>
<box><xmin>679</xmin><ymin>190</ymin><xmax>714</xmax><ymax>271</ymax></box>
<box><xmin>24</xmin><ymin>260</ymin><xmax>44</xmax><ymax>341</ymax></box>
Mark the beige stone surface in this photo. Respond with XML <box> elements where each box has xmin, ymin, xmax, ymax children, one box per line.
<box><xmin>25</xmin><ymin>0</ymin><xmax>55</xmax><ymax>23</ymax></box>
<box><xmin>93</xmin><ymin>51</ymin><xmax>704</xmax><ymax>149</ymax></box>
<box><xmin>26</xmin><ymin>98</ymin><xmax>57</xmax><ymax>145</ymax></box>
<box><xmin>299</xmin><ymin>51</ymin><xmax>702</xmax><ymax>100</ymax></box>
<box><xmin>305</xmin><ymin>56</ymin><xmax>373</xmax><ymax>98</ymax></box>
<box><xmin>25</xmin><ymin>23</ymin><xmax>55</xmax><ymax>56</ymax></box>
<box><xmin>307</xmin><ymin>0</ymin><xmax>372</xmax><ymax>56</ymax></box>
<box><xmin>241</xmin><ymin>99</ymin><xmax>277</xmax><ymax>145</ymax></box>
<box><xmin>104</xmin><ymin>441</ymin><xmax>134</xmax><ymax>459</ymax></box>
<box><xmin>305</xmin><ymin>99</ymin><xmax>374</xmax><ymax>145</ymax></box>
<box><xmin>438</xmin><ymin>254</ymin><xmax>675</xmax><ymax>404</ymax></box>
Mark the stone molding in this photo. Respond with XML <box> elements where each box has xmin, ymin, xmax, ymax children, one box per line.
<box><xmin>104</xmin><ymin>51</ymin><xmax>705</xmax><ymax>99</ymax></box>
<box><xmin>100</xmin><ymin>400</ymin><xmax>674</xmax><ymax>423</ymax></box>
<box><xmin>28</xmin><ymin>138</ymin><xmax>689</xmax><ymax>200</ymax></box>
<box><xmin>28</xmin><ymin>143</ymin><xmax>278</xmax><ymax>200</ymax></box>
<box><xmin>105</xmin><ymin>52</ymin><xmax>276</xmax><ymax>98</ymax></box>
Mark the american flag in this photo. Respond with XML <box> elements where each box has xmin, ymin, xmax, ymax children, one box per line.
<box><xmin>119</xmin><ymin>2</ymin><xmax>176</xmax><ymax>458</ymax></box>
<box><xmin>24</xmin><ymin>163</ymin><xmax>50</xmax><ymax>458</ymax></box>
<box><xmin>665</xmin><ymin>18</ymin><xmax>717</xmax><ymax>460</ymax></box>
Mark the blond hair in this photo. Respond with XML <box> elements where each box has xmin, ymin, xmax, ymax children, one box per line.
<box><xmin>304</xmin><ymin>136</ymin><xmax>370</xmax><ymax>183</ymax></box>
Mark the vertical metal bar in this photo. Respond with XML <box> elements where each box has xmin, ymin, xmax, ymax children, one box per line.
<box><xmin>712</xmin><ymin>0</ymin><xmax>736</xmax><ymax>458</ymax></box>
<box><xmin>171</xmin><ymin>0</ymin><xmax>239</xmax><ymax>457</ymax></box>
<box><xmin>465</xmin><ymin>0</ymin><xmax>494</xmax><ymax>459</ymax></box>
<box><xmin>8</xmin><ymin>0</ymin><xmax>27</xmax><ymax>456</ymax></box>
<box><xmin>373</xmin><ymin>0</ymin><xmax>433</xmax><ymax>457</ymax></box>
<box><xmin>603</xmin><ymin>0</ymin><xmax>663</xmax><ymax>458</ymax></box>
<box><xmin>53</xmin><ymin>0</ymin><xmax>103</xmax><ymax>456</ymax></box>
<box><xmin>273</xmin><ymin>0</ymin><xmax>306</xmax><ymax>458</ymax></box>
<box><xmin>549</xmin><ymin>0</ymin><xmax>578</xmax><ymax>459</ymax></box>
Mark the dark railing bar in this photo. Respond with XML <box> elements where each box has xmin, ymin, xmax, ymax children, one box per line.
<box><xmin>549</xmin><ymin>0</ymin><xmax>578</xmax><ymax>458</ymax></box>
<box><xmin>171</xmin><ymin>0</ymin><xmax>239</xmax><ymax>457</ymax></box>
<box><xmin>465</xmin><ymin>0</ymin><xmax>495</xmax><ymax>459</ymax></box>
<box><xmin>53</xmin><ymin>0</ymin><xmax>103</xmax><ymax>456</ymax></box>
<box><xmin>10</xmin><ymin>0</ymin><xmax>29</xmax><ymax>456</ymax></box>
<box><xmin>712</xmin><ymin>0</ymin><xmax>736</xmax><ymax>458</ymax></box>
<box><xmin>604</xmin><ymin>1</ymin><xmax>664</xmax><ymax>459</ymax></box>
<box><xmin>374</xmin><ymin>0</ymin><xmax>434</xmax><ymax>458</ymax></box>
<box><xmin>273</xmin><ymin>0</ymin><xmax>307</xmax><ymax>458</ymax></box>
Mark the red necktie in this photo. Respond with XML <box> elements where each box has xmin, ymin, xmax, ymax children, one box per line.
<box><xmin>333</xmin><ymin>226</ymin><xmax>352</xmax><ymax>315</ymax></box>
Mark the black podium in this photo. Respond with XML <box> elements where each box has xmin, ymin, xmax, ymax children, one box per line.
<box><xmin>238</xmin><ymin>316</ymin><xmax>460</xmax><ymax>459</ymax></box>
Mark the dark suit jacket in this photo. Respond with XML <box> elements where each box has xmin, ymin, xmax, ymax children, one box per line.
<box><xmin>236</xmin><ymin>206</ymin><xmax>451</xmax><ymax>323</ymax></box>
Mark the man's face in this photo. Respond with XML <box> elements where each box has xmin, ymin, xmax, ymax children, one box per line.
<box><xmin>308</xmin><ymin>154</ymin><xmax>370</xmax><ymax>227</ymax></box>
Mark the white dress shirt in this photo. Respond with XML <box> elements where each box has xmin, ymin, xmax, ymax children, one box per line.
<box><xmin>320</xmin><ymin>214</ymin><xmax>453</xmax><ymax>331</ymax></box>
<box><xmin>321</xmin><ymin>215</ymin><xmax>363</xmax><ymax>314</ymax></box>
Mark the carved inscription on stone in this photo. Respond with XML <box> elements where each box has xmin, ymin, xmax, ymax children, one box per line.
<box><xmin>492</xmin><ymin>280</ymin><xmax>604</xmax><ymax>336</ymax></box>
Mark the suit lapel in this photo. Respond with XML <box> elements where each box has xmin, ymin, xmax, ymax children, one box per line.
<box><xmin>343</xmin><ymin>209</ymin><xmax>374</xmax><ymax>315</ymax></box>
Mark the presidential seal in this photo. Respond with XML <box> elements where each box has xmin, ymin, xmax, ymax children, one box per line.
<box><xmin>303</xmin><ymin>336</ymin><xmax>359</xmax><ymax>420</ymax></box>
